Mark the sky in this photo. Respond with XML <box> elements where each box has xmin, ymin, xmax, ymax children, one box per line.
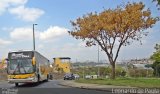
<box><xmin>0</xmin><ymin>0</ymin><xmax>159</xmax><ymax>62</ymax></box>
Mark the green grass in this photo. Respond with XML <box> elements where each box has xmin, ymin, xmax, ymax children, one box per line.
<box><xmin>75</xmin><ymin>78</ymin><xmax>160</xmax><ymax>88</ymax></box>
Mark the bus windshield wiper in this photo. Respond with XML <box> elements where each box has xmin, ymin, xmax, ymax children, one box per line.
<box><xmin>12</xmin><ymin>63</ymin><xmax>20</xmax><ymax>75</ymax></box>
<box><xmin>22</xmin><ymin>65</ymin><xmax>27</xmax><ymax>74</ymax></box>
<box><xmin>20</xmin><ymin>62</ymin><xmax>27</xmax><ymax>74</ymax></box>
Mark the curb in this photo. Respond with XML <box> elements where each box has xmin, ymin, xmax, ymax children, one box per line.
<box><xmin>58</xmin><ymin>82</ymin><xmax>112</xmax><ymax>92</ymax></box>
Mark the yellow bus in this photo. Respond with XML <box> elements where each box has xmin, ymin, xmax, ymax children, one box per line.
<box><xmin>7</xmin><ymin>50</ymin><xmax>50</xmax><ymax>86</ymax></box>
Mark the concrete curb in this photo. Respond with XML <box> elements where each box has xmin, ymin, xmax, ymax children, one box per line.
<box><xmin>58</xmin><ymin>82</ymin><xmax>112</xmax><ymax>92</ymax></box>
<box><xmin>58</xmin><ymin>80</ymin><xmax>136</xmax><ymax>92</ymax></box>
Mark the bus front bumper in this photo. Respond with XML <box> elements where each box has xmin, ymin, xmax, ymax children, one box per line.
<box><xmin>8</xmin><ymin>77</ymin><xmax>38</xmax><ymax>83</ymax></box>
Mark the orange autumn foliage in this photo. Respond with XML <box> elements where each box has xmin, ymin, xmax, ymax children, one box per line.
<box><xmin>69</xmin><ymin>2</ymin><xmax>158</xmax><ymax>79</ymax></box>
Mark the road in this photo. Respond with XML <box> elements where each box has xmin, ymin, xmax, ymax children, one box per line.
<box><xmin>0</xmin><ymin>80</ymin><xmax>112</xmax><ymax>94</ymax></box>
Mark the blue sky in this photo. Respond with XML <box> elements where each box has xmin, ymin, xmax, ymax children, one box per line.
<box><xmin>0</xmin><ymin>0</ymin><xmax>159</xmax><ymax>62</ymax></box>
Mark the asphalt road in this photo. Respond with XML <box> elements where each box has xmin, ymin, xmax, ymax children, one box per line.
<box><xmin>0</xmin><ymin>80</ymin><xmax>112</xmax><ymax>94</ymax></box>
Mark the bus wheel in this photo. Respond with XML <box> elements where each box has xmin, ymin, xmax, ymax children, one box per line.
<box><xmin>37</xmin><ymin>75</ymin><xmax>40</xmax><ymax>83</ymax></box>
<box><xmin>15</xmin><ymin>83</ymin><xmax>19</xmax><ymax>87</ymax></box>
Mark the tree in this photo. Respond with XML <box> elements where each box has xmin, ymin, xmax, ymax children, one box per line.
<box><xmin>151</xmin><ymin>44</ymin><xmax>160</xmax><ymax>76</ymax></box>
<box><xmin>157</xmin><ymin>0</ymin><xmax>160</xmax><ymax>4</ymax></box>
<box><xmin>69</xmin><ymin>2</ymin><xmax>158</xmax><ymax>79</ymax></box>
<box><xmin>152</xmin><ymin>61</ymin><xmax>160</xmax><ymax>76</ymax></box>
<box><xmin>151</xmin><ymin>44</ymin><xmax>160</xmax><ymax>62</ymax></box>
<box><xmin>153</xmin><ymin>0</ymin><xmax>160</xmax><ymax>5</ymax></box>
<box><xmin>153</xmin><ymin>0</ymin><xmax>160</xmax><ymax>9</ymax></box>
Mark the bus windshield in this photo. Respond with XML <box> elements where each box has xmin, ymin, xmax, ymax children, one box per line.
<box><xmin>8</xmin><ymin>59</ymin><xmax>34</xmax><ymax>74</ymax></box>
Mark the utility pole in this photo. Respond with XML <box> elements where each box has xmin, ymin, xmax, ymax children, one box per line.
<box><xmin>33</xmin><ymin>24</ymin><xmax>38</xmax><ymax>50</ymax></box>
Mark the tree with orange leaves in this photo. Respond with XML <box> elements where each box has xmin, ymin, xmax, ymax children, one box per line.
<box><xmin>153</xmin><ymin>0</ymin><xmax>160</xmax><ymax>5</ymax></box>
<box><xmin>69</xmin><ymin>2</ymin><xmax>158</xmax><ymax>79</ymax></box>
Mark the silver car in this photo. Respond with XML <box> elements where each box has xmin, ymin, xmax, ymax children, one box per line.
<box><xmin>73</xmin><ymin>74</ymin><xmax>80</xmax><ymax>79</ymax></box>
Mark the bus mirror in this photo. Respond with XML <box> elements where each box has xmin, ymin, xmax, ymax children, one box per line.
<box><xmin>32</xmin><ymin>57</ymin><xmax>36</xmax><ymax>65</ymax></box>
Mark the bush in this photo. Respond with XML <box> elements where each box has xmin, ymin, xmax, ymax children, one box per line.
<box><xmin>72</xmin><ymin>65</ymin><xmax>127</xmax><ymax>78</ymax></box>
<box><xmin>121</xmin><ymin>70</ymin><xmax>126</xmax><ymax>77</ymax></box>
<box><xmin>128</xmin><ymin>69</ymin><xmax>153</xmax><ymax>77</ymax></box>
<box><xmin>0</xmin><ymin>69</ymin><xmax>7</xmax><ymax>80</ymax></box>
<box><xmin>115</xmin><ymin>66</ymin><xmax>126</xmax><ymax>77</ymax></box>
<box><xmin>152</xmin><ymin>61</ymin><xmax>160</xmax><ymax>77</ymax></box>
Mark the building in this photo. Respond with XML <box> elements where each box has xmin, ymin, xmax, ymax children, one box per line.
<box><xmin>53</xmin><ymin>57</ymin><xmax>71</xmax><ymax>73</ymax></box>
<box><xmin>0</xmin><ymin>59</ymin><xmax>7</xmax><ymax>69</ymax></box>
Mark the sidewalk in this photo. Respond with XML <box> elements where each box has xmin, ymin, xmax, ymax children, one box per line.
<box><xmin>58</xmin><ymin>80</ymin><xmax>136</xmax><ymax>91</ymax></box>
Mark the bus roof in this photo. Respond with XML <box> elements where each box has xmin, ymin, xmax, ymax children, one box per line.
<box><xmin>8</xmin><ymin>50</ymin><xmax>49</xmax><ymax>61</ymax></box>
<box><xmin>9</xmin><ymin>50</ymin><xmax>35</xmax><ymax>53</ymax></box>
<box><xmin>53</xmin><ymin>57</ymin><xmax>71</xmax><ymax>60</ymax></box>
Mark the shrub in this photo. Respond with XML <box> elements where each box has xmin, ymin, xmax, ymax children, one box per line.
<box><xmin>128</xmin><ymin>68</ymin><xmax>153</xmax><ymax>77</ymax></box>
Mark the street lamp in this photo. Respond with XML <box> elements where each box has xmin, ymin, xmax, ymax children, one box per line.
<box><xmin>33</xmin><ymin>24</ymin><xmax>38</xmax><ymax>50</ymax></box>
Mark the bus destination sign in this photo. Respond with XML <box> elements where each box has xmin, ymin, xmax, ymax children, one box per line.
<box><xmin>8</xmin><ymin>52</ymin><xmax>33</xmax><ymax>59</ymax></box>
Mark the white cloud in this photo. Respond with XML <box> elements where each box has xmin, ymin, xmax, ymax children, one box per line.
<box><xmin>10</xmin><ymin>27</ymin><xmax>33</xmax><ymax>40</ymax></box>
<box><xmin>38</xmin><ymin>44</ymin><xmax>44</xmax><ymax>49</ymax></box>
<box><xmin>0</xmin><ymin>1</ymin><xmax>8</xmax><ymax>15</ymax></box>
<box><xmin>10</xmin><ymin>26</ymin><xmax>69</xmax><ymax>41</ymax></box>
<box><xmin>0</xmin><ymin>0</ymin><xmax>44</xmax><ymax>22</ymax></box>
<box><xmin>39</xmin><ymin>26</ymin><xmax>69</xmax><ymax>41</ymax></box>
<box><xmin>9</xmin><ymin>5</ymin><xmax>44</xmax><ymax>22</ymax></box>
<box><xmin>0</xmin><ymin>0</ymin><xmax>27</xmax><ymax>15</ymax></box>
<box><xmin>0</xmin><ymin>39</ymin><xmax>12</xmax><ymax>46</ymax></box>
<box><xmin>42</xmin><ymin>41</ymin><xmax>106</xmax><ymax>62</ymax></box>
<box><xmin>9</xmin><ymin>0</ymin><xmax>27</xmax><ymax>5</ymax></box>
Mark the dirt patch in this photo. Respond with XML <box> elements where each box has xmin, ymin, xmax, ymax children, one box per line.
<box><xmin>0</xmin><ymin>69</ymin><xmax>7</xmax><ymax>81</ymax></box>
<box><xmin>51</xmin><ymin>73</ymin><xmax>65</xmax><ymax>79</ymax></box>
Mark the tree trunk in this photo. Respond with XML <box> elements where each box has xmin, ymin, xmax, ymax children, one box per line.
<box><xmin>111</xmin><ymin>62</ymin><xmax>116</xmax><ymax>79</ymax></box>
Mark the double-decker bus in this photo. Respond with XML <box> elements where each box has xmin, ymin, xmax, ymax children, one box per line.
<box><xmin>7</xmin><ymin>50</ymin><xmax>50</xmax><ymax>86</ymax></box>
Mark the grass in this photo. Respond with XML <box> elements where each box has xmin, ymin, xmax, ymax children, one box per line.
<box><xmin>75</xmin><ymin>77</ymin><xmax>160</xmax><ymax>88</ymax></box>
